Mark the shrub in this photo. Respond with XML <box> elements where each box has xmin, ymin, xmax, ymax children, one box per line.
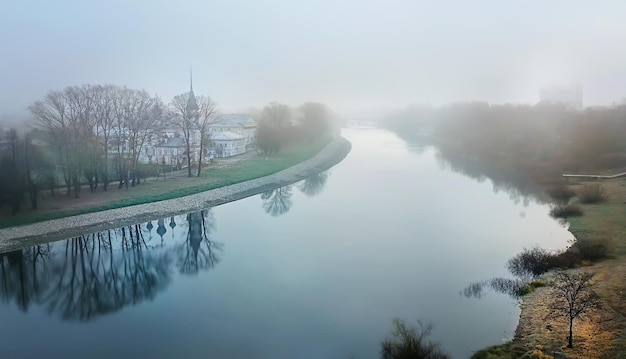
<box><xmin>546</xmin><ymin>184</ymin><xmax>575</xmax><ymax>203</ymax></box>
<box><xmin>577</xmin><ymin>184</ymin><xmax>606</xmax><ymax>204</ymax></box>
<box><xmin>549</xmin><ymin>204</ymin><xmax>583</xmax><ymax>218</ymax></box>
<box><xmin>507</xmin><ymin>246</ymin><xmax>557</xmax><ymax>278</ymax></box>
<box><xmin>381</xmin><ymin>319</ymin><xmax>450</xmax><ymax>359</ymax></box>
<box><xmin>553</xmin><ymin>250</ymin><xmax>582</xmax><ymax>268</ymax></box>
<box><xmin>572</xmin><ymin>236</ymin><xmax>610</xmax><ymax>260</ymax></box>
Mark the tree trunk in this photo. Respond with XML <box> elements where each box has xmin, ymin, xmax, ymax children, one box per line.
<box><xmin>73</xmin><ymin>176</ymin><xmax>80</xmax><ymax>198</ymax></box>
<box><xmin>102</xmin><ymin>172</ymin><xmax>108</xmax><ymax>191</ymax></box>
<box><xmin>29</xmin><ymin>186</ymin><xmax>37</xmax><ymax>209</ymax></box>
<box><xmin>64</xmin><ymin>174</ymin><xmax>71</xmax><ymax>196</ymax></box>
<box><xmin>187</xmin><ymin>140</ymin><xmax>192</xmax><ymax>177</ymax></box>
<box><xmin>197</xmin><ymin>141</ymin><xmax>203</xmax><ymax>177</ymax></box>
<box><xmin>568</xmin><ymin>318</ymin><xmax>573</xmax><ymax>348</ymax></box>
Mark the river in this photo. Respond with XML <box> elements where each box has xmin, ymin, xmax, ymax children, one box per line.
<box><xmin>0</xmin><ymin>128</ymin><xmax>573</xmax><ymax>358</ymax></box>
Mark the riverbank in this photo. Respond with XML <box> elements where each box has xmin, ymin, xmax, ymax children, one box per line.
<box><xmin>475</xmin><ymin>179</ymin><xmax>626</xmax><ymax>358</ymax></box>
<box><xmin>0</xmin><ymin>136</ymin><xmax>352</xmax><ymax>253</ymax></box>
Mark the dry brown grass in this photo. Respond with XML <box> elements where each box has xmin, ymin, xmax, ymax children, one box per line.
<box><xmin>508</xmin><ymin>179</ymin><xmax>626</xmax><ymax>358</ymax></box>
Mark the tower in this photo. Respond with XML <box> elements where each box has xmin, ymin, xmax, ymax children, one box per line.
<box><xmin>186</xmin><ymin>66</ymin><xmax>199</xmax><ymax>117</ymax></box>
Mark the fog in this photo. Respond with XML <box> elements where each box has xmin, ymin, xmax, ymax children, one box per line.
<box><xmin>2</xmin><ymin>0</ymin><xmax>626</xmax><ymax>123</ymax></box>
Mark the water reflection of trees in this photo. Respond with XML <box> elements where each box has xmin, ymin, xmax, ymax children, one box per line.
<box><xmin>261</xmin><ymin>185</ymin><xmax>293</xmax><ymax>217</ymax></box>
<box><xmin>297</xmin><ymin>171</ymin><xmax>329</xmax><ymax>197</ymax></box>
<box><xmin>0</xmin><ymin>245</ymin><xmax>51</xmax><ymax>312</ymax></box>
<box><xmin>0</xmin><ymin>210</ymin><xmax>222</xmax><ymax>321</ymax></box>
<box><xmin>178</xmin><ymin>210</ymin><xmax>221</xmax><ymax>275</ymax></box>
<box><xmin>462</xmin><ymin>277</ymin><xmax>531</xmax><ymax>299</ymax></box>
<box><xmin>435</xmin><ymin>145</ymin><xmax>547</xmax><ymax>205</ymax></box>
<box><xmin>260</xmin><ymin>171</ymin><xmax>331</xmax><ymax>217</ymax></box>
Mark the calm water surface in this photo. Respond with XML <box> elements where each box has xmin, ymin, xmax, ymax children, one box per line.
<box><xmin>0</xmin><ymin>129</ymin><xmax>573</xmax><ymax>358</ymax></box>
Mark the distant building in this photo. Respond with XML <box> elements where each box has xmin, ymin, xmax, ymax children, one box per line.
<box><xmin>208</xmin><ymin>114</ymin><xmax>257</xmax><ymax>150</ymax></box>
<box><xmin>539</xmin><ymin>83</ymin><xmax>583</xmax><ymax>109</ymax></box>
<box><xmin>108</xmin><ymin>72</ymin><xmax>258</xmax><ymax>166</ymax></box>
<box><xmin>209</xmin><ymin>131</ymin><xmax>247</xmax><ymax>158</ymax></box>
<box><xmin>154</xmin><ymin>136</ymin><xmax>187</xmax><ymax>168</ymax></box>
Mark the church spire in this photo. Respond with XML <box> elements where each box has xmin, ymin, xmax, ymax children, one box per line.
<box><xmin>189</xmin><ymin>65</ymin><xmax>193</xmax><ymax>92</ymax></box>
<box><xmin>186</xmin><ymin>66</ymin><xmax>199</xmax><ymax>117</ymax></box>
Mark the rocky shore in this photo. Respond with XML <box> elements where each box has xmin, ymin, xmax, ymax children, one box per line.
<box><xmin>0</xmin><ymin>137</ymin><xmax>352</xmax><ymax>254</ymax></box>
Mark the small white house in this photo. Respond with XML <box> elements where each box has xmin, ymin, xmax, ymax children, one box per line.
<box><xmin>208</xmin><ymin>114</ymin><xmax>256</xmax><ymax>149</ymax></box>
<box><xmin>209</xmin><ymin>131</ymin><xmax>246</xmax><ymax>158</ymax></box>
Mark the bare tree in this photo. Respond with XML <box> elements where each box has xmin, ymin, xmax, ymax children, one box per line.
<box><xmin>93</xmin><ymin>85</ymin><xmax>118</xmax><ymax>191</ymax></box>
<box><xmin>549</xmin><ymin>270</ymin><xmax>600</xmax><ymax>348</ymax></box>
<box><xmin>124</xmin><ymin>90</ymin><xmax>163</xmax><ymax>185</ymax></box>
<box><xmin>29</xmin><ymin>90</ymin><xmax>73</xmax><ymax>196</ymax></box>
<box><xmin>23</xmin><ymin>134</ymin><xmax>42</xmax><ymax>209</ymax></box>
<box><xmin>6</xmin><ymin>129</ymin><xmax>23</xmax><ymax>214</ymax></box>
<box><xmin>30</xmin><ymin>86</ymin><xmax>96</xmax><ymax>198</ymax></box>
<box><xmin>111</xmin><ymin>87</ymin><xmax>161</xmax><ymax>188</ymax></box>
<box><xmin>169</xmin><ymin>92</ymin><xmax>199</xmax><ymax>177</ymax></box>
<box><xmin>298</xmin><ymin>102</ymin><xmax>330</xmax><ymax>142</ymax></box>
<box><xmin>256</xmin><ymin>102</ymin><xmax>292</xmax><ymax>156</ymax></box>
<box><xmin>261</xmin><ymin>102</ymin><xmax>291</xmax><ymax>128</ymax></box>
<box><xmin>111</xmin><ymin>86</ymin><xmax>134</xmax><ymax>188</ymax></box>
<box><xmin>195</xmin><ymin>95</ymin><xmax>217</xmax><ymax>176</ymax></box>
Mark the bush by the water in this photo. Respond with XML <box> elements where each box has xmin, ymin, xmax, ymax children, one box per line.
<box><xmin>550</xmin><ymin>204</ymin><xmax>583</xmax><ymax>218</ymax></box>
<box><xmin>572</xmin><ymin>236</ymin><xmax>611</xmax><ymax>260</ymax></box>
<box><xmin>381</xmin><ymin>319</ymin><xmax>449</xmax><ymax>359</ymax></box>
<box><xmin>577</xmin><ymin>183</ymin><xmax>606</xmax><ymax>203</ymax></box>
<box><xmin>507</xmin><ymin>241</ymin><xmax>609</xmax><ymax>280</ymax></box>
<box><xmin>546</xmin><ymin>184</ymin><xmax>575</xmax><ymax>203</ymax></box>
<box><xmin>507</xmin><ymin>246</ymin><xmax>557</xmax><ymax>278</ymax></box>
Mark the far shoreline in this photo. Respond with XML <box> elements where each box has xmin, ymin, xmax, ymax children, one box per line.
<box><xmin>0</xmin><ymin>137</ymin><xmax>352</xmax><ymax>254</ymax></box>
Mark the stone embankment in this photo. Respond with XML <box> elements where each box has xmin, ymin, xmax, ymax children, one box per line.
<box><xmin>0</xmin><ymin>137</ymin><xmax>352</xmax><ymax>253</ymax></box>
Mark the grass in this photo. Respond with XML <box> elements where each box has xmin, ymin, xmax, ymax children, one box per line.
<box><xmin>475</xmin><ymin>180</ymin><xmax>626</xmax><ymax>358</ymax></box>
<box><xmin>518</xmin><ymin>280</ymin><xmax>548</xmax><ymax>297</ymax></box>
<box><xmin>532</xmin><ymin>180</ymin><xmax>626</xmax><ymax>357</ymax></box>
<box><xmin>0</xmin><ymin>139</ymin><xmax>330</xmax><ymax>229</ymax></box>
<box><xmin>576</xmin><ymin>183</ymin><xmax>607</xmax><ymax>204</ymax></box>
<box><xmin>471</xmin><ymin>343</ymin><xmax>548</xmax><ymax>359</ymax></box>
<box><xmin>568</xmin><ymin>181</ymin><xmax>626</xmax><ymax>257</ymax></box>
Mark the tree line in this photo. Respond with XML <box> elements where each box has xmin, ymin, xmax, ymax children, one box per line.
<box><xmin>0</xmin><ymin>82</ymin><xmax>335</xmax><ymax>216</ymax></box>
<box><xmin>253</xmin><ymin>101</ymin><xmax>335</xmax><ymax>156</ymax></box>
<box><xmin>0</xmin><ymin>84</ymin><xmax>217</xmax><ymax>215</ymax></box>
<box><xmin>382</xmin><ymin>102</ymin><xmax>626</xmax><ymax>194</ymax></box>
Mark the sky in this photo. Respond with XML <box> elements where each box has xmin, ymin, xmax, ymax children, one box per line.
<box><xmin>2</xmin><ymin>0</ymin><xmax>626</xmax><ymax>122</ymax></box>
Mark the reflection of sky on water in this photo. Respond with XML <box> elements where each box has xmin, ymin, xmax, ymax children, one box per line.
<box><xmin>0</xmin><ymin>129</ymin><xmax>573</xmax><ymax>359</ymax></box>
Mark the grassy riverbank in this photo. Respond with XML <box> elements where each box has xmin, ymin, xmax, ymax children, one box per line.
<box><xmin>473</xmin><ymin>179</ymin><xmax>626</xmax><ymax>358</ymax></box>
<box><xmin>0</xmin><ymin>139</ymin><xmax>331</xmax><ymax>229</ymax></box>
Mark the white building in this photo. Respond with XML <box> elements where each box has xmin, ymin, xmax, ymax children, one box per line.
<box><xmin>209</xmin><ymin>131</ymin><xmax>247</xmax><ymax>158</ymax></box>
<box><xmin>208</xmin><ymin>114</ymin><xmax>256</xmax><ymax>150</ymax></box>
<box><xmin>539</xmin><ymin>83</ymin><xmax>583</xmax><ymax>110</ymax></box>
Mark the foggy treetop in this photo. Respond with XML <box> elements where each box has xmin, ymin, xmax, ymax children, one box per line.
<box><xmin>2</xmin><ymin>0</ymin><xmax>626</xmax><ymax>122</ymax></box>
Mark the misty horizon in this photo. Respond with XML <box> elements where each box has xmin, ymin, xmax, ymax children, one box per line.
<box><xmin>2</xmin><ymin>1</ymin><xmax>626</xmax><ymax>122</ymax></box>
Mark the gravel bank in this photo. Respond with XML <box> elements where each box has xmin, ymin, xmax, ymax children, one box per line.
<box><xmin>0</xmin><ymin>137</ymin><xmax>351</xmax><ymax>253</ymax></box>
